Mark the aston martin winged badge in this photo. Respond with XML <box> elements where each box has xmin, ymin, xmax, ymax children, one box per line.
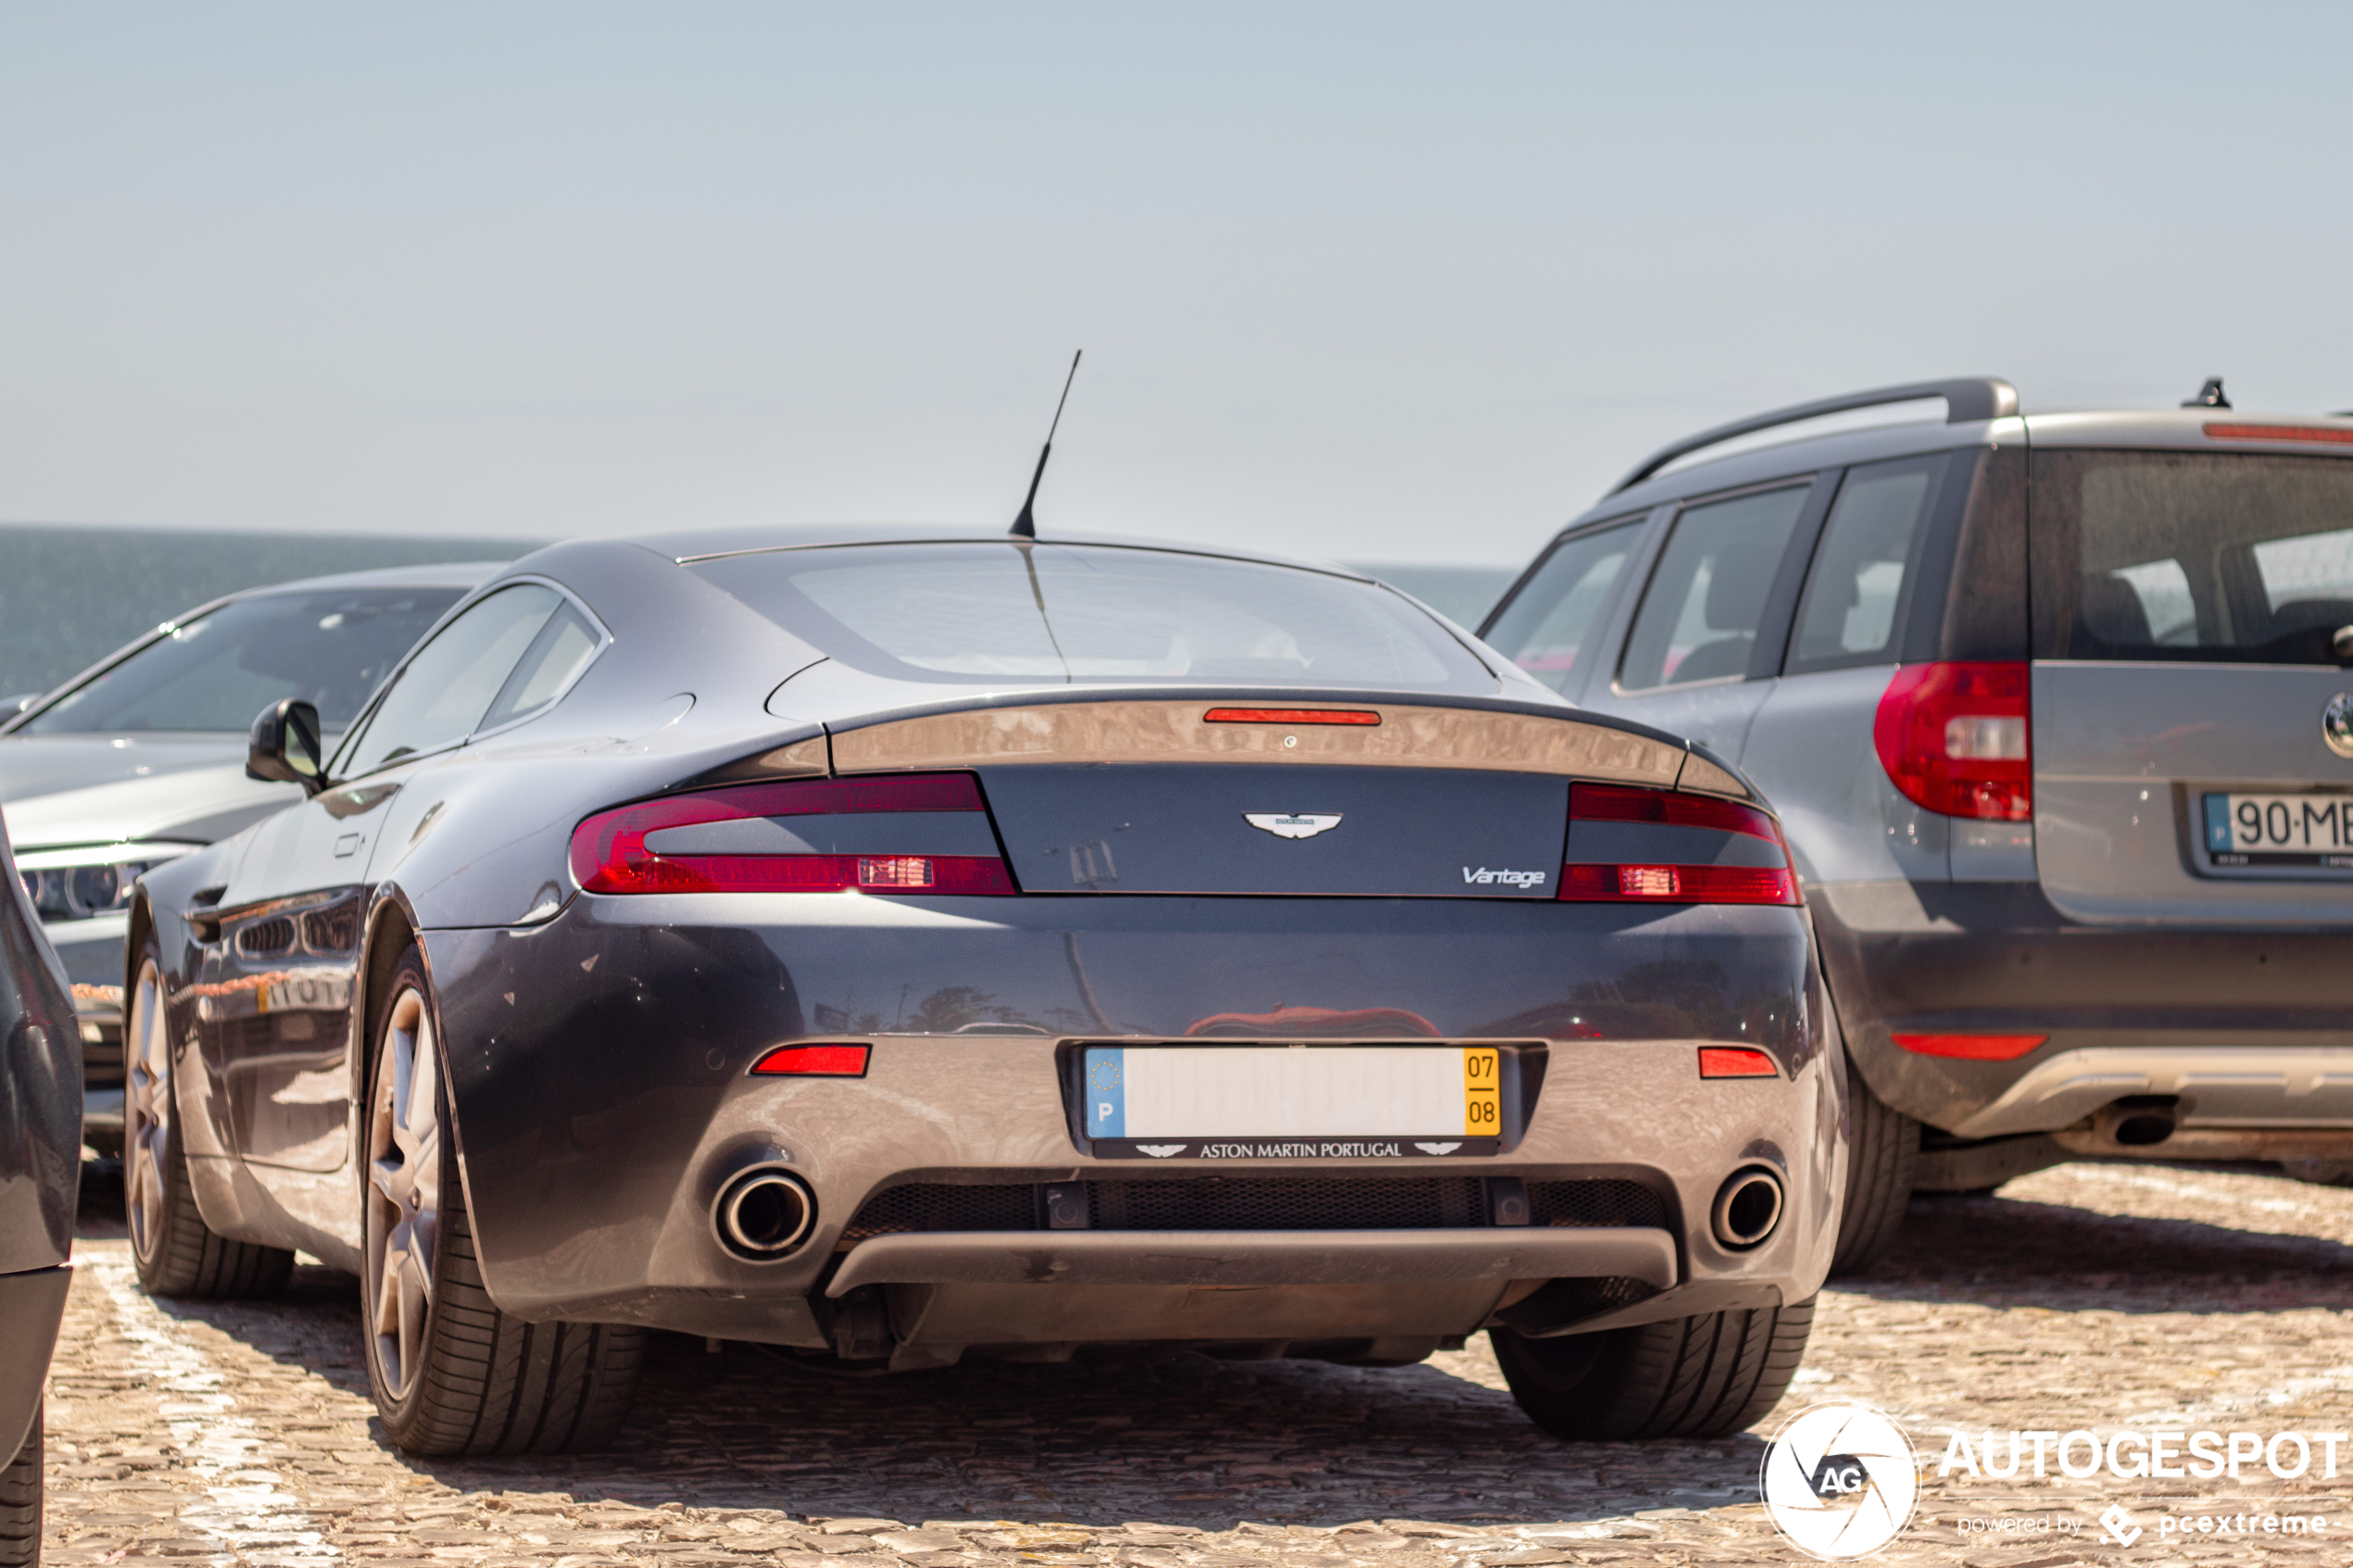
<box><xmin>1243</xmin><ymin>813</ymin><xmax>1342</xmax><ymax>840</ymax></box>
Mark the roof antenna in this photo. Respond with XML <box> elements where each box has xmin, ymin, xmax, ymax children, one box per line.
<box><xmin>2183</xmin><ymin>376</ymin><xmax>2231</xmax><ymax>409</ymax></box>
<box><xmin>1011</xmin><ymin>350</ymin><xmax>1082</xmax><ymax>538</ymax></box>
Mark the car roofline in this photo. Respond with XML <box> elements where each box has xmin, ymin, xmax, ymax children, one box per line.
<box><xmin>1609</xmin><ymin>377</ymin><xmax>2019</xmax><ymax>495</ymax></box>
<box><xmin>632</xmin><ymin>522</ymin><xmax>1380</xmax><ymax>583</ymax></box>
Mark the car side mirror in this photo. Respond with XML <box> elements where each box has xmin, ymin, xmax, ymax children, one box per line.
<box><xmin>246</xmin><ymin>699</ymin><xmax>327</xmax><ymax>793</ymax></box>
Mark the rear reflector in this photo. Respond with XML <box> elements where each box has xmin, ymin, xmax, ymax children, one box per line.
<box><xmin>1892</xmin><ymin>1032</ymin><xmax>2047</xmax><ymax>1061</ymax></box>
<box><xmin>750</xmin><ymin>1044</ymin><xmax>870</xmax><ymax>1076</ymax></box>
<box><xmin>1202</xmin><ymin>707</ymin><xmax>1381</xmax><ymax>725</ymax></box>
<box><xmin>1872</xmin><ymin>661</ymin><xmax>2032</xmax><ymax>822</ymax></box>
<box><xmin>1698</xmin><ymin>1047</ymin><xmax>1779</xmax><ymax>1078</ymax></box>
<box><xmin>1571</xmin><ymin>782</ymin><xmax>1780</xmax><ymax>844</ymax></box>
<box><xmin>570</xmin><ymin>774</ymin><xmax>1016</xmax><ymax>896</ymax></box>
<box><xmin>2204</xmin><ymin>421</ymin><xmax>2353</xmax><ymax>447</ymax></box>
<box><xmin>1557</xmin><ymin>862</ymin><xmax>1800</xmax><ymax>905</ymax></box>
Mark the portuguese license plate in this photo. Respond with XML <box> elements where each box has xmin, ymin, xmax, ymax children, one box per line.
<box><xmin>2202</xmin><ymin>792</ymin><xmax>2353</xmax><ymax>869</ymax></box>
<box><xmin>1082</xmin><ymin>1045</ymin><xmax>1502</xmax><ymax>1160</ymax></box>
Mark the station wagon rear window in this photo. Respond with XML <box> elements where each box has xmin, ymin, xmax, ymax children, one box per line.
<box><xmin>2032</xmin><ymin>451</ymin><xmax>2353</xmax><ymax>663</ymax></box>
<box><xmin>690</xmin><ymin>543</ymin><xmax>1487</xmax><ymax>688</ymax></box>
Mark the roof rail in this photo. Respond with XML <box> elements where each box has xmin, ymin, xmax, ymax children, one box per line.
<box><xmin>1608</xmin><ymin>377</ymin><xmax>2019</xmax><ymax>495</ymax></box>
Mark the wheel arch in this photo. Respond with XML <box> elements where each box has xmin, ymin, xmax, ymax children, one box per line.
<box><xmin>355</xmin><ymin>884</ymin><xmax>501</xmax><ymax>1310</ymax></box>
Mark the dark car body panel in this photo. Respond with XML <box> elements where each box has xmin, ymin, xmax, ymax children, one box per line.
<box><xmin>1</xmin><ymin>809</ymin><xmax>81</xmax><ymax>1462</ymax></box>
<box><xmin>980</xmin><ymin>763</ymin><xmax>1569</xmax><ymax>897</ymax></box>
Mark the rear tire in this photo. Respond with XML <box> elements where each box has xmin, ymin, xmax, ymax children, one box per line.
<box><xmin>0</xmin><ymin>1401</ymin><xmax>39</xmax><ymax>1568</ymax></box>
<box><xmin>362</xmin><ymin>945</ymin><xmax>645</xmax><ymax>1455</ymax></box>
<box><xmin>1493</xmin><ymin>1297</ymin><xmax>1815</xmax><ymax>1440</ymax></box>
<box><xmin>124</xmin><ymin>947</ymin><xmax>294</xmax><ymax>1299</ymax></box>
<box><xmin>1829</xmin><ymin>1055</ymin><xmax>1918</xmax><ymax>1275</ymax></box>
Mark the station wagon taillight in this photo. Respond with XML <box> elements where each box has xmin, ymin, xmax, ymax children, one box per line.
<box><xmin>569</xmin><ymin>774</ymin><xmax>1016</xmax><ymax>896</ymax></box>
<box><xmin>1556</xmin><ymin>784</ymin><xmax>1800</xmax><ymax>907</ymax></box>
<box><xmin>1872</xmin><ymin>661</ymin><xmax>2032</xmax><ymax>822</ymax></box>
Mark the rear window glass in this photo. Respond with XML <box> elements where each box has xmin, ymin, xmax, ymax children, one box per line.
<box><xmin>21</xmin><ymin>587</ymin><xmax>464</xmax><ymax>734</ymax></box>
<box><xmin>689</xmin><ymin>543</ymin><xmax>1486</xmax><ymax>688</ymax></box>
<box><xmin>2032</xmin><ymin>451</ymin><xmax>2353</xmax><ymax>663</ymax></box>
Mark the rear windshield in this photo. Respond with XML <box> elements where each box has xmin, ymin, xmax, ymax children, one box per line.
<box><xmin>689</xmin><ymin>543</ymin><xmax>1486</xmax><ymax>688</ymax></box>
<box><xmin>2032</xmin><ymin>451</ymin><xmax>2353</xmax><ymax>663</ymax></box>
<box><xmin>21</xmin><ymin>587</ymin><xmax>465</xmax><ymax>734</ymax></box>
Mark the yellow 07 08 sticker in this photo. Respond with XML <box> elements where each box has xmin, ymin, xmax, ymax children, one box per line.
<box><xmin>1462</xmin><ymin>1047</ymin><xmax>1501</xmax><ymax>1136</ymax></box>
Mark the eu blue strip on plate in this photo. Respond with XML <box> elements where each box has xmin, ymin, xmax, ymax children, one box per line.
<box><xmin>1085</xmin><ymin>1047</ymin><xmax>1126</xmax><ymax>1138</ymax></box>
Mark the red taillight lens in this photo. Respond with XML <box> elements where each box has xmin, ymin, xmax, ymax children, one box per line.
<box><xmin>1558</xmin><ymin>862</ymin><xmax>1799</xmax><ymax>905</ymax></box>
<box><xmin>1558</xmin><ymin>784</ymin><xmax>1801</xmax><ymax>906</ymax></box>
<box><xmin>751</xmin><ymin>1044</ymin><xmax>870</xmax><ymax>1076</ymax></box>
<box><xmin>1570</xmin><ymin>782</ymin><xmax>1780</xmax><ymax>844</ymax></box>
<box><xmin>1892</xmin><ymin>1032</ymin><xmax>2046</xmax><ymax>1061</ymax></box>
<box><xmin>1698</xmin><ymin>1046</ymin><xmax>1780</xmax><ymax>1078</ymax></box>
<box><xmin>1871</xmin><ymin>661</ymin><xmax>2031</xmax><ymax>822</ymax></box>
<box><xmin>1202</xmin><ymin>708</ymin><xmax>1381</xmax><ymax>725</ymax></box>
<box><xmin>569</xmin><ymin>774</ymin><xmax>1015</xmax><ymax>896</ymax></box>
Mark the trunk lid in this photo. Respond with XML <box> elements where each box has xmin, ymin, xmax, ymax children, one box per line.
<box><xmin>825</xmin><ymin>696</ymin><xmax>1697</xmax><ymax>899</ymax></box>
<box><xmin>2028</xmin><ymin>441</ymin><xmax>2353</xmax><ymax>924</ymax></box>
<box><xmin>981</xmin><ymin>761</ymin><xmax>1568</xmax><ymax>897</ymax></box>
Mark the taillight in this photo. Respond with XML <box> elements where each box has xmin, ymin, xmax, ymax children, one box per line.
<box><xmin>569</xmin><ymin>774</ymin><xmax>1016</xmax><ymax>896</ymax></box>
<box><xmin>1567</xmin><ymin>782</ymin><xmax>1780</xmax><ymax>842</ymax></box>
<box><xmin>1698</xmin><ymin>1046</ymin><xmax>1779</xmax><ymax>1078</ymax></box>
<box><xmin>1872</xmin><ymin>661</ymin><xmax>2031</xmax><ymax>821</ymax></box>
<box><xmin>1557</xmin><ymin>783</ymin><xmax>1800</xmax><ymax>907</ymax></box>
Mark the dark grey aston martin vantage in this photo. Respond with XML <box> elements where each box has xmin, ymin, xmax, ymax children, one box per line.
<box><xmin>126</xmin><ymin>524</ymin><xmax>1843</xmax><ymax>1454</ymax></box>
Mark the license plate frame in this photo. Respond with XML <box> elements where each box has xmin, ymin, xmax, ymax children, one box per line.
<box><xmin>2199</xmin><ymin>789</ymin><xmax>2353</xmax><ymax>872</ymax></box>
<box><xmin>1063</xmin><ymin>1041</ymin><xmax>1538</xmax><ymax>1160</ymax></box>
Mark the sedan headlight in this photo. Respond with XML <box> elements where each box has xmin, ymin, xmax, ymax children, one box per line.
<box><xmin>16</xmin><ymin>842</ymin><xmax>195</xmax><ymax>921</ymax></box>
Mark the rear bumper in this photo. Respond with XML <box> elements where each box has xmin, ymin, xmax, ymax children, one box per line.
<box><xmin>423</xmin><ymin>890</ymin><xmax>1839</xmax><ymax>1351</ymax></box>
<box><xmin>1813</xmin><ymin>880</ymin><xmax>2353</xmax><ymax>1134</ymax></box>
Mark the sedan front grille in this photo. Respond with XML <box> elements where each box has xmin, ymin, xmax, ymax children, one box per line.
<box><xmin>838</xmin><ymin>1176</ymin><xmax>1664</xmax><ymax>1244</ymax></box>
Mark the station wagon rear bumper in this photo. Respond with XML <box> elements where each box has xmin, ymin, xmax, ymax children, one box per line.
<box><xmin>1814</xmin><ymin>879</ymin><xmax>2353</xmax><ymax>1136</ymax></box>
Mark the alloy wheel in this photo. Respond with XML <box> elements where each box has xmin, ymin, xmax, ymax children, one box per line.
<box><xmin>365</xmin><ymin>986</ymin><xmax>444</xmax><ymax>1401</ymax></box>
<box><xmin>124</xmin><ymin>959</ymin><xmax>172</xmax><ymax>1265</ymax></box>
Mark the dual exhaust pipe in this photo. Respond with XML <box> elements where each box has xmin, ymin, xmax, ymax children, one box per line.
<box><xmin>714</xmin><ymin>1160</ymin><xmax>1785</xmax><ymax>1260</ymax></box>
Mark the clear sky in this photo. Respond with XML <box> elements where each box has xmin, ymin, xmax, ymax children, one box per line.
<box><xmin>3</xmin><ymin>3</ymin><xmax>2347</xmax><ymax>567</ymax></box>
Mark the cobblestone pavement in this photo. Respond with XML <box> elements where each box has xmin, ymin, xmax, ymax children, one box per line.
<box><xmin>36</xmin><ymin>1160</ymin><xmax>2353</xmax><ymax>1566</ymax></box>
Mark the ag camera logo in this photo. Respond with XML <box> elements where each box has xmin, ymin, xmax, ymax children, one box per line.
<box><xmin>1760</xmin><ymin>1402</ymin><xmax>1919</xmax><ymax>1560</ymax></box>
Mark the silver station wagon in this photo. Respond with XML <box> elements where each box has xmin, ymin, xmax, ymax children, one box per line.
<box><xmin>1482</xmin><ymin>377</ymin><xmax>2353</xmax><ymax>1268</ymax></box>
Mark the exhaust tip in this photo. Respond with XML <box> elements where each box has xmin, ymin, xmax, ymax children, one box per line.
<box><xmin>714</xmin><ymin>1167</ymin><xmax>816</xmax><ymax>1261</ymax></box>
<box><xmin>1711</xmin><ymin>1167</ymin><xmax>1784</xmax><ymax>1249</ymax></box>
<box><xmin>2096</xmin><ymin>1095</ymin><xmax>2181</xmax><ymax>1149</ymax></box>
